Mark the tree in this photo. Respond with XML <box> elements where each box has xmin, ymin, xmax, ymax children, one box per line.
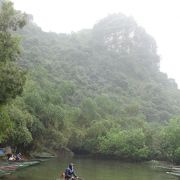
<box><xmin>160</xmin><ymin>117</ymin><xmax>180</xmax><ymax>162</ymax></box>
<box><xmin>79</xmin><ymin>98</ymin><xmax>99</xmax><ymax>127</ymax></box>
<box><xmin>99</xmin><ymin>128</ymin><xmax>150</xmax><ymax>160</ymax></box>
<box><xmin>0</xmin><ymin>0</ymin><xmax>27</xmax><ymax>105</ymax></box>
<box><xmin>0</xmin><ymin>106</ymin><xmax>12</xmax><ymax>142</ymax></box>
<box><xmin>0</xmin><ymin>0</ymin><xmax>27</xmax><ymax>144</ymax></box>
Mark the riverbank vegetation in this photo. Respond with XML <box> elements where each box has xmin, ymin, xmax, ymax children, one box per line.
<box><xmin>0</xmin><ymin>0</ymin><xmax>180</xmax><ymax>164</ymax></box>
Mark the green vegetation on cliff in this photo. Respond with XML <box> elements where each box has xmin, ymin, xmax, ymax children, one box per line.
<box><xmin>0</xmin><ymin>1</ymin><xmax>180</xmax><ymax>163</ymax></box>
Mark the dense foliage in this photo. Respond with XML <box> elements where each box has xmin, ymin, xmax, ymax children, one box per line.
<box><xmin>0</xmin><ymin>1</ymin><xmax>180</xmax><ymax>163</ymax></box>
<box><xmin>0</xmin><ymin>0</ymin><xmax>27</xmax><ymax>142</ymax></box>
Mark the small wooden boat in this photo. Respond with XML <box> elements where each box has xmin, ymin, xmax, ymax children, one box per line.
<box><xmin>155</xmin><ymin>165</ymin><xmax>172</xmax><ymax>171</ymax></box>
<box><xmin>0</xmin><ymin>170</ymin><xmax>11</xmax><ymax>177</ymax></box>
<box><xmin>33</xmin><ymin>152</ymin><xmax>55</xmax><ymax>158</ymax></box>
<box><xmin>0</xmin><ymin>165</ymin><xmax>17</xmax><ymax>171</ymax></box>
<box><xmin>14</xmin><ymin>160</ymin><xmax>40</xmax><ymax>169</ymax></box>
<box><xmin>155</xmin><ymin>165</ymin><xmax>180</xmax><ymax>172</ymax></box>
<box><xmin>171</xmin><ymin>167</ymin><xmax>180</xmax><ymax>171</ymax></box>
<box><xmin>166</xmin><ymin>171</ymin><xmax>180</xmax><ymax>177</ymax></box>
<box><xmin>60</xmin><ymin>173</ymin><xmax>84</xmax><ymax>180</ymax></box>
<box><xmin>34</xmin><ymin>158</ymin><xmax>51</xmax><ymax>162</ymax></box>
<box><xmin>1</xmin><ymin>160</ymin><xmax>40</xmax><ymax>170</ymax></box>
<box><xmin>0</xmin><ymin>160</ymin><xmax>40</xmax><ymax>177</ymax></box>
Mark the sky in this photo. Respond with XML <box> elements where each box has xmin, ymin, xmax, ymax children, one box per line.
<box><xmin>11</xmin><ymin>0</ymin><xmax>180</xmax><ymax>87</ymax></box>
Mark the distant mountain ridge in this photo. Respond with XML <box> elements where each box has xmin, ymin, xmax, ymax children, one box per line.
<box><xmin>18</xmin><ymin>13</ymin><xmax>180</xmax><ymax>123</ymax></box>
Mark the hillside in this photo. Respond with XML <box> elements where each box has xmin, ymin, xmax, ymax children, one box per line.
<box><xmin>1</xmin><ymin>6</ymin><xmax>180</xmax><ymax>163</ymax></box>
<box><xmin>19</xmin><ymin>14</ymin><xmax>180</xmax><ymax>123</ymax></box>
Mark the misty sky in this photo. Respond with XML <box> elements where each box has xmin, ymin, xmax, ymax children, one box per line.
<box><xmin>12</xmin><ymin>0</ymin><xmax>180</xmax><ymax>87</ymax></box>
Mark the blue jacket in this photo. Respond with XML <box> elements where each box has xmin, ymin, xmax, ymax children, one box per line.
<box><xmin>65</xmin><ymin>167</ymin><xmax>76</xmax><ymax>178</ymax></box>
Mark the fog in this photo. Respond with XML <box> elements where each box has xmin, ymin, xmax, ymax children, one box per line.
<box><xmin>12</xmin><ymin>0</ymin><xmax>180</xmax><ymax>87</ymax></box>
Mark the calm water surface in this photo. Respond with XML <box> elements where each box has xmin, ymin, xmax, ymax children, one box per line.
<box><xmin>3</xmin><ymin>157</ymin><xmax>178</xmax><ymax>180</ymax></box>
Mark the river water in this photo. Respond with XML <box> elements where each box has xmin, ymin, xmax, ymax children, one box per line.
<box><xmin>3</xmin><ymin>157</ymin><xmax>178</xmax><ymax>180</ymax></box>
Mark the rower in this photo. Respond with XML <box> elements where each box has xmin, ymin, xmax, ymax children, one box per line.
<box><xmin>63</xmin><ymin>163</ymin><xmax>78</xmax><ymax>180</ymax></box>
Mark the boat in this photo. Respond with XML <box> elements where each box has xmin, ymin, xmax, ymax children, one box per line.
<box><xmin>33</xmin><ymin>152</ymin><xmax>55</xmax><ymax>158</ymax></box>
<box><xmin>0</xmin><ymin>160</ymin><xmax>40</xmax><ymax>177</ymax></box>
<box><xmin>0</xmin><ymin>165</ymin><xmax>17</xmax><ymax>171</ymax></box>
<box><xmin>155</xmin><ymin>165</ymin><xmax>172</xmax><ymax>171</ymax></box>
<box><xmin>13</xmin><ymin>160</ymin><xmax>40</xmax><ymax>169</ymax></box>
<box><xmin>155</xmin><ymin>165</ymin><xmax>180</xmax><ymax>172</ymax></box>
<box><xmin>1</xmin><ymin>160</ymin><xmax>40</xmax><ymax>170</ymax></box>
<box><xmin>166</xmin><ymin>171</ymin><xmax>180</xmax><ymax>177</ymax></box>
<box><xmin>171</xmin><ymin>167</ymin><xmax>180</xmax><ymax>171</ymax></box>
<box><xmin>0</xmin><ymin>169</ymin><xmax>11</xmax><ymax>177</ymax></box>
<box><xmin>34</xmin><ymin>158</ymin><xmax>51</xmax><ymax>162</ymax></box>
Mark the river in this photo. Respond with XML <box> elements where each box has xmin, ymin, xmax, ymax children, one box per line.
<box><xmin>3</xmin><ymin>157</ymin><xmax>178</xmax><ymax>180</ymax></box>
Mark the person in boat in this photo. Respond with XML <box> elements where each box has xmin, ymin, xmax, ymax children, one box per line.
<box><xmin>8</xmin><ymin>154</ymin><xmax>16</xmax><ymax>161</ymax></box>
<box><xmin>6</xmin><ymin>153</ymin><xmax>12</xmax><ymax>160</ymax></box>
<box><xmin>15</xmin><ymin>153</ymin><xmax>22</xmax><ymax>161</ymax></box>
<box><xmin>5</xmin><ymin>146</ymin><xmax>13</xmax><ymax>160</ymax></box>
<box><xmin>64</xmin><ymin>163</ymin><xmax>78</xmax><ymax>180</ymax></box>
